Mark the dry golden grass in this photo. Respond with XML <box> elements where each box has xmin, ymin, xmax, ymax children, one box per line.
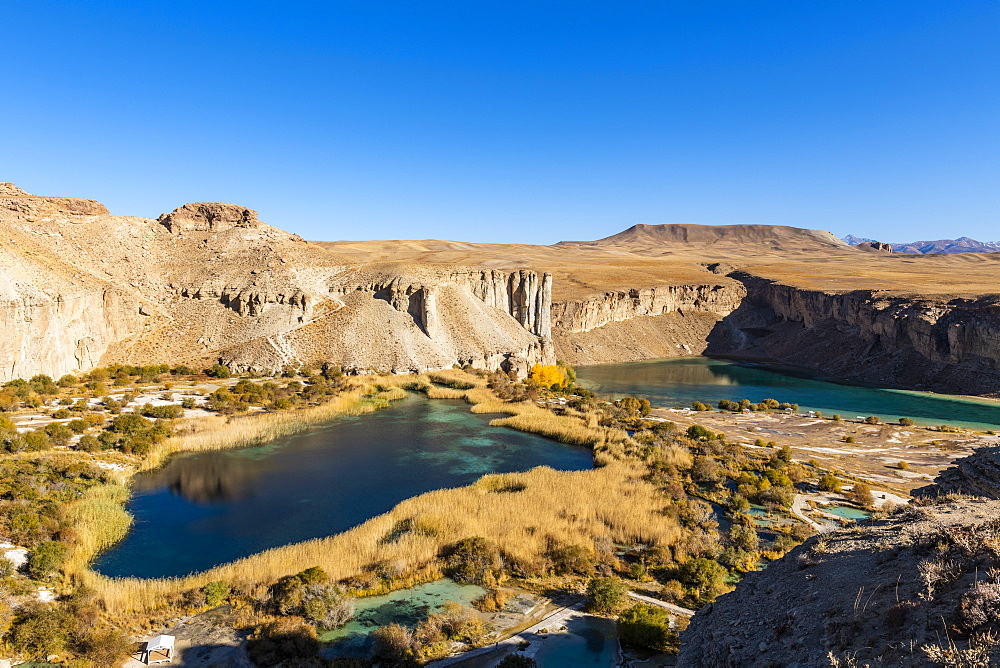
<box><xmin>83</xmin><ymin>460</ymin><xmax>679</xmax><ymax>615</ymax></box>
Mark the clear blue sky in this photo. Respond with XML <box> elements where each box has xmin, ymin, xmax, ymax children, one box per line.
<box><xmin>2</xmin><ymin>1</ymin><xmax>997</xmax><ymax>243</ymax></box>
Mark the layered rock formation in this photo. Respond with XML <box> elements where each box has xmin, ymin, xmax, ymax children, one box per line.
<box><xmin>709</xmin><ymin>274</ymin><xmax>1000</xmax><ymax>395</ymax></box>
<box><xmin>0</xmin><ymin>185</ymin><xmax>557</xmax><ymax>380</ymax></box>
<box><xmin>3</xmin><ymin>184</ymin><xmax>1000</xmax><ymax>395</ymax></box>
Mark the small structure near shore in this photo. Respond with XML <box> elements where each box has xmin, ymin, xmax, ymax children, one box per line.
<box><xmin>144</xmin><ymin>635</ymin><xmax>175</xmax><ymax>664</ymax></box>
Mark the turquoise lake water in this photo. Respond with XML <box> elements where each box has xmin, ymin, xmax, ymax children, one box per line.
<box><xmin>93</xmin><ymin>394</ymin><xmax>593</xmax><ymax>578</ymax></box>
<box><xmin>576</xmin><ymin>357</ymin><xmax>1000</xmax><ymax>430</ymax></box>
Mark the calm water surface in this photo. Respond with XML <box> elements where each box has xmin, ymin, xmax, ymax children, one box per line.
<box><xmin>576</xmin><ymin>357</ymin><xmax>1000</xmax><ymax>430</ymax></box>
<box><xmin>94</xmin><ymin>394</ymin><xmax>592</xmax><ymax>578</ymax></box>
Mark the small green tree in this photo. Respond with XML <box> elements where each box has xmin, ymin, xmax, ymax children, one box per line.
<box><xmin>205</xmin><ymin>364</ymin><xmax>231</xmax><ymax>378</ymax></box>
<box><xmin>865</xmin><ymin>416</ymin><xmax>880</xmax><ymax>425</ymax></box>
<box><xmin>202</xmin><ymin>581</ymin><xmax>230</xmax><ymax>607</ymax></box>
<box><xmin>818</xmin><ymin>473</ymin><xmax>842</xmax><ymax>493</ymax></box>
<box><xmin>899</xmin><ymin>417</ymin><xmax>915</xmax><ymax>427</ymax></box>
<box><xmin>680</xmin><ymin>558</ymin><xmax>729</xmax><ymax>607</ymax></box>
<box><xmin>686</xmin><ymin>424</ymin><xmax>715</xmax><ymax>440</ymax></box>
<box><xmin>587</xmin><ymin>576</ymin><xmax>629</xmax><ymax>614</ymax></box>
<box><xmin>618</xmin><ymin>603</ymin><xmax>681</xmax><ymax>652</ymax></box>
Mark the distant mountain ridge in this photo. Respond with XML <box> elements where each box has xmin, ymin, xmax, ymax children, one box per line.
<box><xmin>844</xmin><ymin>234</ymin><xmax>1000</xmax><ymax>254</ymax></box>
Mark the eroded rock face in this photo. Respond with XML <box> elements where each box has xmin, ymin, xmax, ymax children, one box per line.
<box><xmin>0</xmin><ymin>181</ymin><xmax>109</xmax><ymax>218</ymax></box>
<box><xmin>916</xmin><ymin>445</ymin><xmax>1000</xmax><ymax>499</ymax></box>
<box><xmin>158</xmin><ymin>202</ymin><xmax>263</xmax><ymax>234</ymax></box>
<box><xmin>0</xmin><ymin>183</ymin><xmax>31</xmax><ymax>196</ymax></box>
<box><xmin>678</xmin><ymin>498</ymin><xmax>1000</xmax><ymax>667</ymax></box>
<box><xmin>552</xmin><ymin>283</ymin><xmax>744</xmax><ymax>333</ymax></box>
<box><xmin>712</xmin><ymin>274</ymin><xmax>1000</xmax><ymax>395</ymax></box>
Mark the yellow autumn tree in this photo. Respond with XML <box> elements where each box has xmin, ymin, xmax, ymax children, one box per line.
<box><xmin>530</xmin><ymin>364</ymin><xmax>566</xmax><ymax>389</ymax></box>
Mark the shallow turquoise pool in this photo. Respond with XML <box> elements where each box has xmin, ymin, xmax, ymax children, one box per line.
<box><xmin>823</xmin><ymin>504</ymin><xmax>872</xmax><ymax>520</ymax></box>
<box><xmin>320</xmin><ymin>578</ymin><xmax>487</xmax><ymax>655</ymax></box>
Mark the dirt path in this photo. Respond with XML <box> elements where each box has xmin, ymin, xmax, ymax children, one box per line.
<box><xmin>626</xmin><ymin>591</ymin><xmax>696</xmax><ymax>617</ymax></box>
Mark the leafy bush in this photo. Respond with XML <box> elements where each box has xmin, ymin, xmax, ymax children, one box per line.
<box><xmin>899</xmin><ymin>417</ymin><xmax>915</xmax><ymax>426</ymax></box>
<box><xmin>587</xmin><ymin>576</ymin><xmax>629</xmax><ymax>614</ymax></box>
<box><xmin>202</xmin><ymin>580</ymin><xmax>231</xmax><ymax>607</ymax></box>
<box><xmin>618</xmin><ymin>603</ymin><xmax>681</xmax><ymax>652</ymax></box>
<box><xmin>679</xmin><ymin>557</ymin><xmax>729</xmax><ymax>607</ymax></box>
<box><xmin>28</xmin><ymin>540</ymin><xmax>69</xmax><ymax>580</ymax></box>
<box><xmin>818</xmin><ymin>474</ymin><xmax>842</xmax><ymax>492</ymax></box>
<box><xmin>8</xmin><ymin>602</ymin><xmax>74</xmax><ymax>659</ymax></box>
<box><xmin>205</xmin><ymin>364</ymin><xmax>231</xmax><ymax>378</ymax></box>
<box><xmin>686</xmin><ymin>424</ymin><xmax>715</xmax><ymax>440</ymax></box>
<box><xmin>548</xmin><ymin>544</ymin><xmax>595</xmax><ymax>576</ymax></box>
<box><xmin>139</xmin><ymin>403</ymin><xmax>183</xmax><ymax>419</ymax></box>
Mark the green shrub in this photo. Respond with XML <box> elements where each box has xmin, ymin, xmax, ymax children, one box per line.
<box><xmin>587</xmin><ymin>576</ymin><xmax>629</xmax><ymax>614</ymax></box>
<box><xmin>547</xmin><ymin>544</ymin><xmax>595</xmax><ymax>576</ymax></box>
<box><xmin>899</xmin><ymin>417</ymin><xmax>915</xmax><ymax>427</ymax></box>
<box><xmin>205</xmin><ymin>364</ymin><xmax>231</xmax><ymax>378</ymax></box>
<box><xmin>618</xmin><ymin>603</ymin><xmax>680</xmax><ymax>652</ymax></box>
<box><xmin>686</xmin><ymin>424</ymin><xmax>715</xmax><ymax>440</ymax></box>
<box><xmin>28</xmin><ymin>540</ymin><xmax>69</xmax><ymax>580</ymax></box>
<box><xmin>818</xmin><ymin>473</ymin><xmax>842</xmax><ymax>492</ymax></box>
<box><xmin>679</xmin><ymin>557</ymin><xmax>729</xmax><ymax>607</ymax></box>
<box><xmin>8</xmin><ymin>603</ymin><xmax>74</xmax><ymax>660</ymax></box>
<box><xmin>446</xmin><ymin>537</ymin><xmax>505</xmax><ymax>586</ymax></box>
<box><xmin>111</xmin><ymin>413</ymin><xmax>152</xmax><ymax>434</ymax></box>
<box><xmin>202</xmin><ymin>581</ymin><xmax>231</xmax><ymax>607</ymax></box>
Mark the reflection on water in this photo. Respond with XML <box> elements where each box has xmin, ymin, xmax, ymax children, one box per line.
<box><xmin>577</xmin><ymin>357</ymin><xmax>1000</xmax><ymax>429</ymax></box>
<box><xmin>134</xmin><ymin>455</ymin><xmax>258</xmax><ymax>504</ymax></box>
<box><xmin>532</xmin><ymin>615</ymin><xmax>620</xmax><ymax>666</ymax></box>
<box><xmin>94</xmin><ymin>395</ymin><xmax>593</xmax><ymax>579</ymax></box>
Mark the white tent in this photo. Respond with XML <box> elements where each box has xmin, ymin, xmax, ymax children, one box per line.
<box><xmin>145</xmin><ymin>635</ymin><xmax>175</xmax><ymax>664</ymax></box>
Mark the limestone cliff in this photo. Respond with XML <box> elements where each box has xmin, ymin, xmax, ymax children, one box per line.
<box><xmin>0</xmin><ymin>185</ymin><xmax>557</xmax><ymax>380</ymax></box>
<box><xmin>4</xmin><ymin>184</ymin><xmax>1000</xmax><ymax>394</ymax></box>
<box><xmin>710</xmin><ymin>274</ymin><xmax>1000</xmax><ymax>395</ymax></box>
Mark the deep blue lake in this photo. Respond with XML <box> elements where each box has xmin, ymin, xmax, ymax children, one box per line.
<box><xmin>576</xmin><ymin>357</ymin><xmax>1000</xmax><ymax>430</ymax></box>
<box><xmin>93</xmin><ymin>394</ymin><xmax>593</xmax><ymax>578</ymax></box>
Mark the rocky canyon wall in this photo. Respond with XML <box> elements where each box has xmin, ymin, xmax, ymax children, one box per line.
<box><xmin>712</xmin><ymin>274</ymin><xmax>1000</xmax><ymax>395</ymax></box>
<box><xmin>0</xmin><ymin>282</ymin><xmax>142</xmax><ymax>382</ymax></box>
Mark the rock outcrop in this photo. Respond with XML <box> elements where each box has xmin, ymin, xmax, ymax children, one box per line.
<box><xmin>0</xmin><ymin>182</ymin><xmax>109</xmax><ymax>218</ymax></box>
<box><xmin>552</xmin><ymin>283</ymin><xmax>743</xmax><ymax>333</ymax></box>
<box><xmin>158</xmin><ymin>202</ymin><xmax>264</xmax><ymax>234</ymax></box>
<box><xmin>678</xmin><ymin>498</ymin><xmax>1000</xmax><ymax>667</ymax></box>
<box><xmin>916</xmin><ymin>445</ymin><xmax>1000</xmax><ymax>499</ymax></box>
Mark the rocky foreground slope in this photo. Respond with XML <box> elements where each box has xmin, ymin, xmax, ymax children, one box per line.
<box><xmin>679</xmin><ymin>497</ymin><xmax>1000</xmax><ymax>667</ymax></box>
<box><xmin>3</xmin><ymin>182</ymin><xmax>1000</xmax><ymax>395</ymax></box>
